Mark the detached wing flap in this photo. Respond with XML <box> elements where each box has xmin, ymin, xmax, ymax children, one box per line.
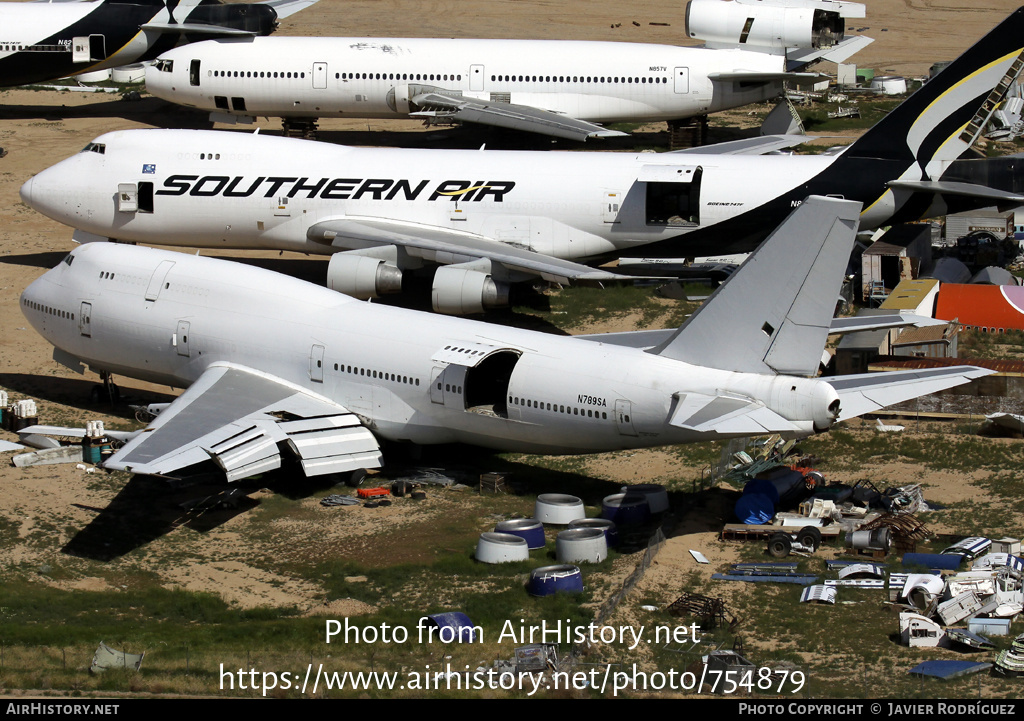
<box><xmin>104</xmin><ymin>363</ymin><xmax>381</xmax><ymax>481</ymax></box>
<box><xmin>668</xmin><ymin>393</ymin><xmax>804</xmax><ymax>435</ymax></box>
<box><xmin>830</xmin><ymin>366</ymin><xmax>994</xmax><ymax>420</ymax></box>
<box><xmin>409</xmin><ymin>92</ymin><xmax>627</xmax><ymax>141</ymax></box>
<box><xmin>308</xmin><ymin>217</ymin><xmax>633</xmax><ymax>284</ymax></box>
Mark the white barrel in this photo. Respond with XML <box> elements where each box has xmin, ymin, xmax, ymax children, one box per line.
<box><xmin>534</xmin><ymin>494</ymin><xmax>585</xmax><ymax>525</ymax></box>
<box><xmin>621</xmin><ymin>483</ymin><xmax>669</xmax><ymax>514</ymax></box>
<box><xmin>75</xmin><ymin>69</ymin><xmax>112</xmax><ymax>83</ymax></box>
<box><xmin>555</xmin><ymin>528</ymin><xmax>607</xmax><ymax>564</ymax></box>
<box><xmin>494</xmin><ymin>519</ymin><xmax>546</xmax><ymax>549</ymax></box>
<box><xmin>111</xmin><ymin>63</ymin><xmax>146</xmax><ymax>84</ymax></box>
<box><xmin>870</xmin><ymin>76</ymin><xmax>907</xmax><ymax>95</ymax></box>
<box><xmin>475</xmin><ymin>532</ymin><xmax>529</xmax><ymax>564</ymax></box>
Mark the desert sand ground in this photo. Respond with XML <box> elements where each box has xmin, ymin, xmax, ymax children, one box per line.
<box><xmin>0</xmin><ymin>0</ymin><xmax>1020</xmax><ymax>679</ymax></box>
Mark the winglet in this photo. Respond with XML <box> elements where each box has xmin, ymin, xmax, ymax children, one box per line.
<box><xmin>649</xmin><ymin>196</ymin><xmax>861</xmax><ymax>376</ymax></box>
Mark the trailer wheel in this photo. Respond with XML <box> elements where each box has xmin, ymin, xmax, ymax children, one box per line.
<box><xmin>797</xmin><ymin>526</ymin><xmax>822</xmax><ymax>552</ymax></box>
<box><xmin>768</xmin><ymin>533</ymin><xmax>792</xmax><ymax>558</ymax></box>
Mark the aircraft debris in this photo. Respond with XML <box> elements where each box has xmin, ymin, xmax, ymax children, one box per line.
<box><xmin>800</xmin><ymin>584</ymin><xmax>837</xmax><ymax>604</ymax></box>
<box><xmin>320</xmin><ymin>494</ymin><xmax>360</xmax><ymax>507</ymax></box>
<box><xmin>666</xmin><ymin>592</ymin><xmax>738</xmax><ymax>630</ymax></box>
<box><xmin>908</xmin><ymin>660</ymin><xmax>991</xmax><ymax>679</ymax></box>
<box><xmin>12</xmin><ymin>445</ymin><xmax>86</xmax><ymax>467</ymax></box>
<box><xmin>90</xmin><ymin>642</ymin><xmax>144</xmax><ymax>674</ymax></box>
<box><xmin>994</xmin><ymin>633</ymin><xmax>1024</xmax><ymax>676</ymax></box>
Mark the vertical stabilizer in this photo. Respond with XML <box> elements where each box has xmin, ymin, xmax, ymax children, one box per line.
<box><xmin>649</xmin><ymin>196</ymin><xmax>860</xmax><ymax>376</ymax></box>
<box><xmin>845</xmin><ymin>8</ymin><xmax>1024</xmax><ymax>179</ymax></box>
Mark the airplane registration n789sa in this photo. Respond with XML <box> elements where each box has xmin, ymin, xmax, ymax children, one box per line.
<box><xmin>21</xmin><ymin>7</ymin><xmax>1024</xmax><ymax>314</ymax></box>
<box><xmin>20</xmin><ymin>198</ymin><xmax>989</xmax><ymax>482</ymax></box>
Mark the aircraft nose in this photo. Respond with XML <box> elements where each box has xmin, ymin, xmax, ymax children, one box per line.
<box><xmin>20</xmin><ymin>165</ymin><xmax>70</xmax><ymax>222</ymax></box>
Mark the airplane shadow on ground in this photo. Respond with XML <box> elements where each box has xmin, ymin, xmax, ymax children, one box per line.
<box><xmin>0</xmin><ymin>372</ymin><xmax>177</xmax><ymax>422</ymax></box>
<box><xmin>0</xmin><ymin>251</ymin><xmax>68</xmax><ymax>270</ymax></box>
<box><xmin>0</xmin><ymin>96</ymin><xmax>212</xmax><ymax>129</ymax></box>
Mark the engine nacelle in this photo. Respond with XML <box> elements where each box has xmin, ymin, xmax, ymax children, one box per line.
<box><xmin>764</xmin><ymin>376</ymin><xmax>840</xmax><ymax>432</ymax></box>
<box><xmin>431</xmin><ymin>265</ymin><xmax>510</xmax><ymax>315</ymax></box>
<box><xmin>686</xmin><ymin>0</ymin><xmax>860</xmax><ymax>51</ymax></box>
<box><xmin>326</xmin><ymin>252</ymin><xmax>403</xmax><ymax>299</ymax></box>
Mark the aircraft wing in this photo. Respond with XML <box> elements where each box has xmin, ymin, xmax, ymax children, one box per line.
<box><xmin>708</xmin><ymin>71</ymin><xmax>824</xmax><ymax>88</ymax></box>
<box><xmin>887</xmin><ymin>180</ymin><xmax>1024</xmax><ymax>204</ymax></box>
<box><xmin>829</xmin><ymin>366</ymin><xmax>995</xmax><ymax>420</ymax></box>
<box><xmin>307</xmin><ymin>217</ymin><xmax>636</xmax><ymax>284</ymax></box>
<box><xmin>670</xmin><ymin>134</ymin><xmax>810</xmax><ymax>155</ymax></box>
<box><xmin>408</xmin><ymin>92</ymin><xmax>627</xmax><ymax>141</ymax></box>
<box><xmin>263</xmin><ymin>0</ymin><xmax>322</xmax><ymax>20</ymax></box>
<box><xmin>103</xmin><ymin>362</ymin><xmax>382</xmax><ymax>481</ymax></box>
<box><xmin>140</xmin><ymin>23</ymin><xmax>258</xmax><ymax>37</ymax></box>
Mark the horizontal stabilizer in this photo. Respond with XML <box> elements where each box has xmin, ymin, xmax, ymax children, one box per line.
<box><xmin>140</xmin><ymin>23</ymin><xmax>257</xmax><ymax>36</ymax></box>
<box><xmin>410</xmin><ymin>93</ymin><xmax>627</xmax><ymax>141</ymax></box>
<box><xmin>830</xmin><ymin>366</ymin><xmax>994</xmax><ymax>420</ymax></box>
<box><xmin>887</xmin><ymin>180</ymin><xmax>1024</xmax><ymax>204</ymax></box>
<box><xmin>308</xmin><ymin>217</ymin><xmax>638</xmax><ymax>284</ymax></box>
<box><xmin>670</xmin><ymin>134</ymin><xmax>809</xmax><ymax>156</ymax></box>
<box><xmin>829</xmin><ymin>314</ymin><xmax>946</xmax><ymax>334</ymax></box>
<box><xmin>668</xmin><ymin>393</ymin><xmax>803</xmax><ymax>435</ymax></box>
<box><xmin>263</xmin><ymin>0</ymin><xmax>322</xmax><ymax>20</ymax></box>
<box><xmin>104</xmin><ymin>362</ymin><xmax>381</xmax><ymax>480</ymax></box>
<box><xmin>786</xmin><ymin>35</ymin><xmax>874</xmax><ymax>68</ymax></box>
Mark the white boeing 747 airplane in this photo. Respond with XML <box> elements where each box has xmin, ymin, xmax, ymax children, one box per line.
<box><xmin>0</xmin><ymin>0</ymin><xmax>317</xmax><ymax>89</ymax></box>
<box><xmin>143</xmin><ymin>0</ymin><xmax>872</xmax><ymax>140</ymax></box>
<box><xmin>19</xmin><ymin>197</ymin><xmax>990</xmax><ymax>482</ymax></box>
<box><xmin>21</xmin><ymin>8</ymin><xmax>1024</xmax><ymax>313</ymax></box>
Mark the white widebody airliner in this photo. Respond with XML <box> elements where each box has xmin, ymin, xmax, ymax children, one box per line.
<box><xmin>20</xmin><ymin>197</ymin><xmax>989</xmax><ymax>482</ymax></box>
<box><xmin>144</xmin><ymin>0</ymin><xmax>872</xmax><ymax>140</ymax></box>
<box><xmin>22</xmin><ymin>9</ymin><xmax>1024</xmax><ymax>314</ymax></box>
<box><xmin>0</xmin><ymin>0</ymin><xmax>317</xmax><ymax>89</ymax></box>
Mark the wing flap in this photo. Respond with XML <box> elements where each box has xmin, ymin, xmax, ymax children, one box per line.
<box><xmin>308</xmin><ymin>217</ymin><xmax>634</xmax><ymax>284</ymax></box>
<box><xmin>830</xmin><ymin>366</ymin><xmax>995</xmax><ymax>420</ymax></box>
<box><xmin>104</xmin><ymin>363</ymin><xmax>381</xmax><ymax>480</ymax></box>
<box><xmin>409</xmin><ymin>92</ymin><xmax>627</xmax><ymax>141</ymax></box>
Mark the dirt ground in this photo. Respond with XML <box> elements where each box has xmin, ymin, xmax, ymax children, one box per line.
<box><xmin>0</xmin><ymin>0</ymin><xmax>1021</xmax><ymax>629</ymax></box>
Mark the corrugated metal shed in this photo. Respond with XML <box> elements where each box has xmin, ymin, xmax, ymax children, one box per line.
<box><xmin>891</xmin><ymin>322</ymin><xmax>958</xmax><ymax>359</ymax></box>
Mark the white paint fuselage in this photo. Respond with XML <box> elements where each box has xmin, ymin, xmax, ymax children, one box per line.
<box><xmin>21</xmin><ymin>243</ymin><xmax>830</xmax><ymax>454</ymax></box>
<box><xmin>145</xmin><ymin>36</ymin><xmax>789</xmax><ymax>124</ymax></box>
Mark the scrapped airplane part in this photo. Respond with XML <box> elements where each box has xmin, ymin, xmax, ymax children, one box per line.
<box><xmin>12</xmin><ymin>446</ymin><xmax>85</xmax><ymax>467</ymax></box>
<box><xmin>945</xmin><ymin>629</ymin><xmax>995</xmax><ymax>651</ymax></box>
<box><xmin>528</xmin><ymin>565</ymin><xmax>584</xmax><ymax>597</ymax></box>
<box><xmin>800</xmin><ymin>584</ymin><xmax>836</xmax><ymax>604</ymax></box>
<box><xmin>875</xmin><ymin>418</ymin><xmax>904</xmax><ymax>433</ymax></box>
<box><xmin>690</xmin><ymin>550</ymin><xmax>710</xmax><ymax>565</ymax></box>
<box><xmin>534</xmin><ymin>495</ymin><xmax>585</xmax><ymax>525</ymax></box>
<box><xmin>908</xmin><ymin>661</ymin><xmax>992</xmax><ymax>680</ymax></box>
<box><xmin>555</xmin><ymin>528</ymin><xmax>608</xmax><ymax>564</ymax></box>
<box><xmin>475</xmin><ymin>532</ymin><xmax>529</xmax><ymax>564</ymax></box>
<box><xmin>937</xmin><ymin>591</ymin><xmax>997</xmax><ymax>627</ymax></box>
<box><xmin>900</xmin><ymin>612</ymin><xmax>944</xmax><ymax>648</ymax></box>
<box><xmin>91</xmin><ymin>642</ymin><xmax>144</xmax><ymax>673</ymax></box>
<box><xmin>103</xmin><ymin>363</ymin><xmax>382</xmax><ymax>480</ymax></box>
<box><xmin>942</xmin><ymin>537</ymin><xmax>992</xmax><ymax>560</ymax></box>
<box><xmin>837</xmin><ymin>563</ymin><xmax>885</xmax><ymax>580</ymax></box>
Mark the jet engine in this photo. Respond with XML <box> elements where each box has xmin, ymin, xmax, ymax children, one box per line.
<box><xmin>326</xmin><ymin>251</ymin><xmax>403</xmax><ymax>299</ymax></box>
<box><xmin>686</xmin><ymin>0</ymin><xmax>858</xmax><ymax>50</ymax></box>
<box><xmin>431</xmin><ymin>263</ymin><xmax>510</xmax><ymax>315</ymax></box>
<box><xmin>763</xmin><ymin>376</ymin><xmax>840</xmax><ymax>432</ymax></box>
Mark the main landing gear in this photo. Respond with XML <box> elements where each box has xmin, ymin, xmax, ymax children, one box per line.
<box><xmin>90</xmin><ymin>371</ymin><xmax>120</xmax><ymax>406</ymax></box>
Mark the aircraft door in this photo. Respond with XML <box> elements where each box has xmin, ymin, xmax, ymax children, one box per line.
<box><xmin>430</xmin><ymin>366</ymin><xmax>445</xmax><ymax>404</ymax></box>
<box><xmin>90</xmin><ymin>35</ymin><xmax>106</xmax><ymax>61</ymax></box>
<box><xmin>79</xmin><ymin>302</ymin><xmax>92</xmax><ymax>337</ymax></box>
<box><xmin>189</xmin><ymin>59</ymin><xmax>201</xmax><ymax>87</ymax></box>
<box><xmin>117</xmin><ymin>183</ymin><xmax>138</xmax><ymax>213</ymax></box>
<box><xmin>443</xmin><ymin>365</ymin><xmax>468</xmax><ymax>408</ymax></box>
<box><xmin>469</xmin><ymin>64</ymin><xmax>485</xmax><ymax>91</ymax></box>
<box><xmin>176</xmin><ymin>321</ymin><xmax>191</xmax><ymax>357</ymax></box>
<box><xmin>615</xmin><ymin>399</ymin><xmax>637</xmax><ymax>436</ymax></box>
<box><xmin>674</xmin><ymin>67</ymin><xmax>689</xmax><ymax>94</ymax></box>
<box><xmin>313</xmin><ymin>62</ymin><xmax>328</xmax><ymax>89</ymax></box>
<box><xmin>144</xmin><ymin>260</ymin><xmax>175</xmax><ymax>301</ymax></box>
<box><xmin>310</xmin><ymin>344</ymin><xmax>325</xmax><ymax>382</ymax></box>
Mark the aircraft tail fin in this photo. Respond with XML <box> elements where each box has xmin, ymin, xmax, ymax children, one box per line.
<box><xmin>649</xmin><ymin>196</ymin><xmax>860</xmax><ymax>376</ymax></box>
<box><xmin>845</xmin><ymin>8</ymin><xmax>1024</xmax><ymax>178</ymax></box>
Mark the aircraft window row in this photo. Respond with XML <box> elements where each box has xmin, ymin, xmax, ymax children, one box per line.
<box><xmin>80</xmin><ymin>143</ymin><xmax>105</xmax><ymax>155</ymax></box>
<box><xmin>22</xmin><ymin>297</ymin><xmax>74</xmax><ymax>321</ymax></box>
<box><xmin>8</xmin><ymin>44</ymin><xmax>64</xmax><ymax>53</ymax></box>
<box><xmin>508</xmin><ymin>395</ymin><xmax>608</xmax><ymax>420</ymax></box>
<box><xmin>336</xmin><ymin>72</ymin><xmax>463</xmax><ymax>82</ymax></box>
<box><xmin>212</xmin><ymin>70</ymin><xmax>306</xmax><ymax>79</ymax></box>
<box><xmin>444</xmin><ymin>344</ymin><xmax>486</xmax><ymax>356</ymax></box>
<box><xmin>99</xmin><ymin>271</ymin><xmax>116</xmax><ymax>280</ymax></box>
<box><xmin>198</xmin><ymin>153</ymin><xmax>221</xmax><ymax>160</ymax></box>
<box><xmin>491</xmin><ymin>74</ymin><xmax>667</xmax><ymax>85</ymax></box>
<box><xmin>333</xmin><ymin>363</ymin><xmax>420</xmax><ymax>386</ymax></box>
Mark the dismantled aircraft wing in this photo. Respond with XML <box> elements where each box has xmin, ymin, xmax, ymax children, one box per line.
<box><xmin>408</xmin><ymin>93</ymin><xmax>628</xmax><ymax>142</ymax></box>
<box><xmin>104</xmin><ymin>362</ymin><xmax>381</xmax><ymax>480</ymax></box>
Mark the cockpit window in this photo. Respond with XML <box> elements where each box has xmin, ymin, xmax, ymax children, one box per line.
<box><xmin>155</xmin><ymin>59</ymin><xmax>173</xmax><ymax>73</ymax></box>
<box><xmin>80</xmin><ymin>143</ymin><xmax>106</xmax><ymax>155</ymax></box>
<box><xmin>63</xmin><ymin>254</ymin><xmax>74</xmax><ymax>267</ymax></box>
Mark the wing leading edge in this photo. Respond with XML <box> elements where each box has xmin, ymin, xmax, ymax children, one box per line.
<box><xmin>104</xmin><ymin>362</ymin><xmax>381</xmax><ymax>481</ymax></box>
